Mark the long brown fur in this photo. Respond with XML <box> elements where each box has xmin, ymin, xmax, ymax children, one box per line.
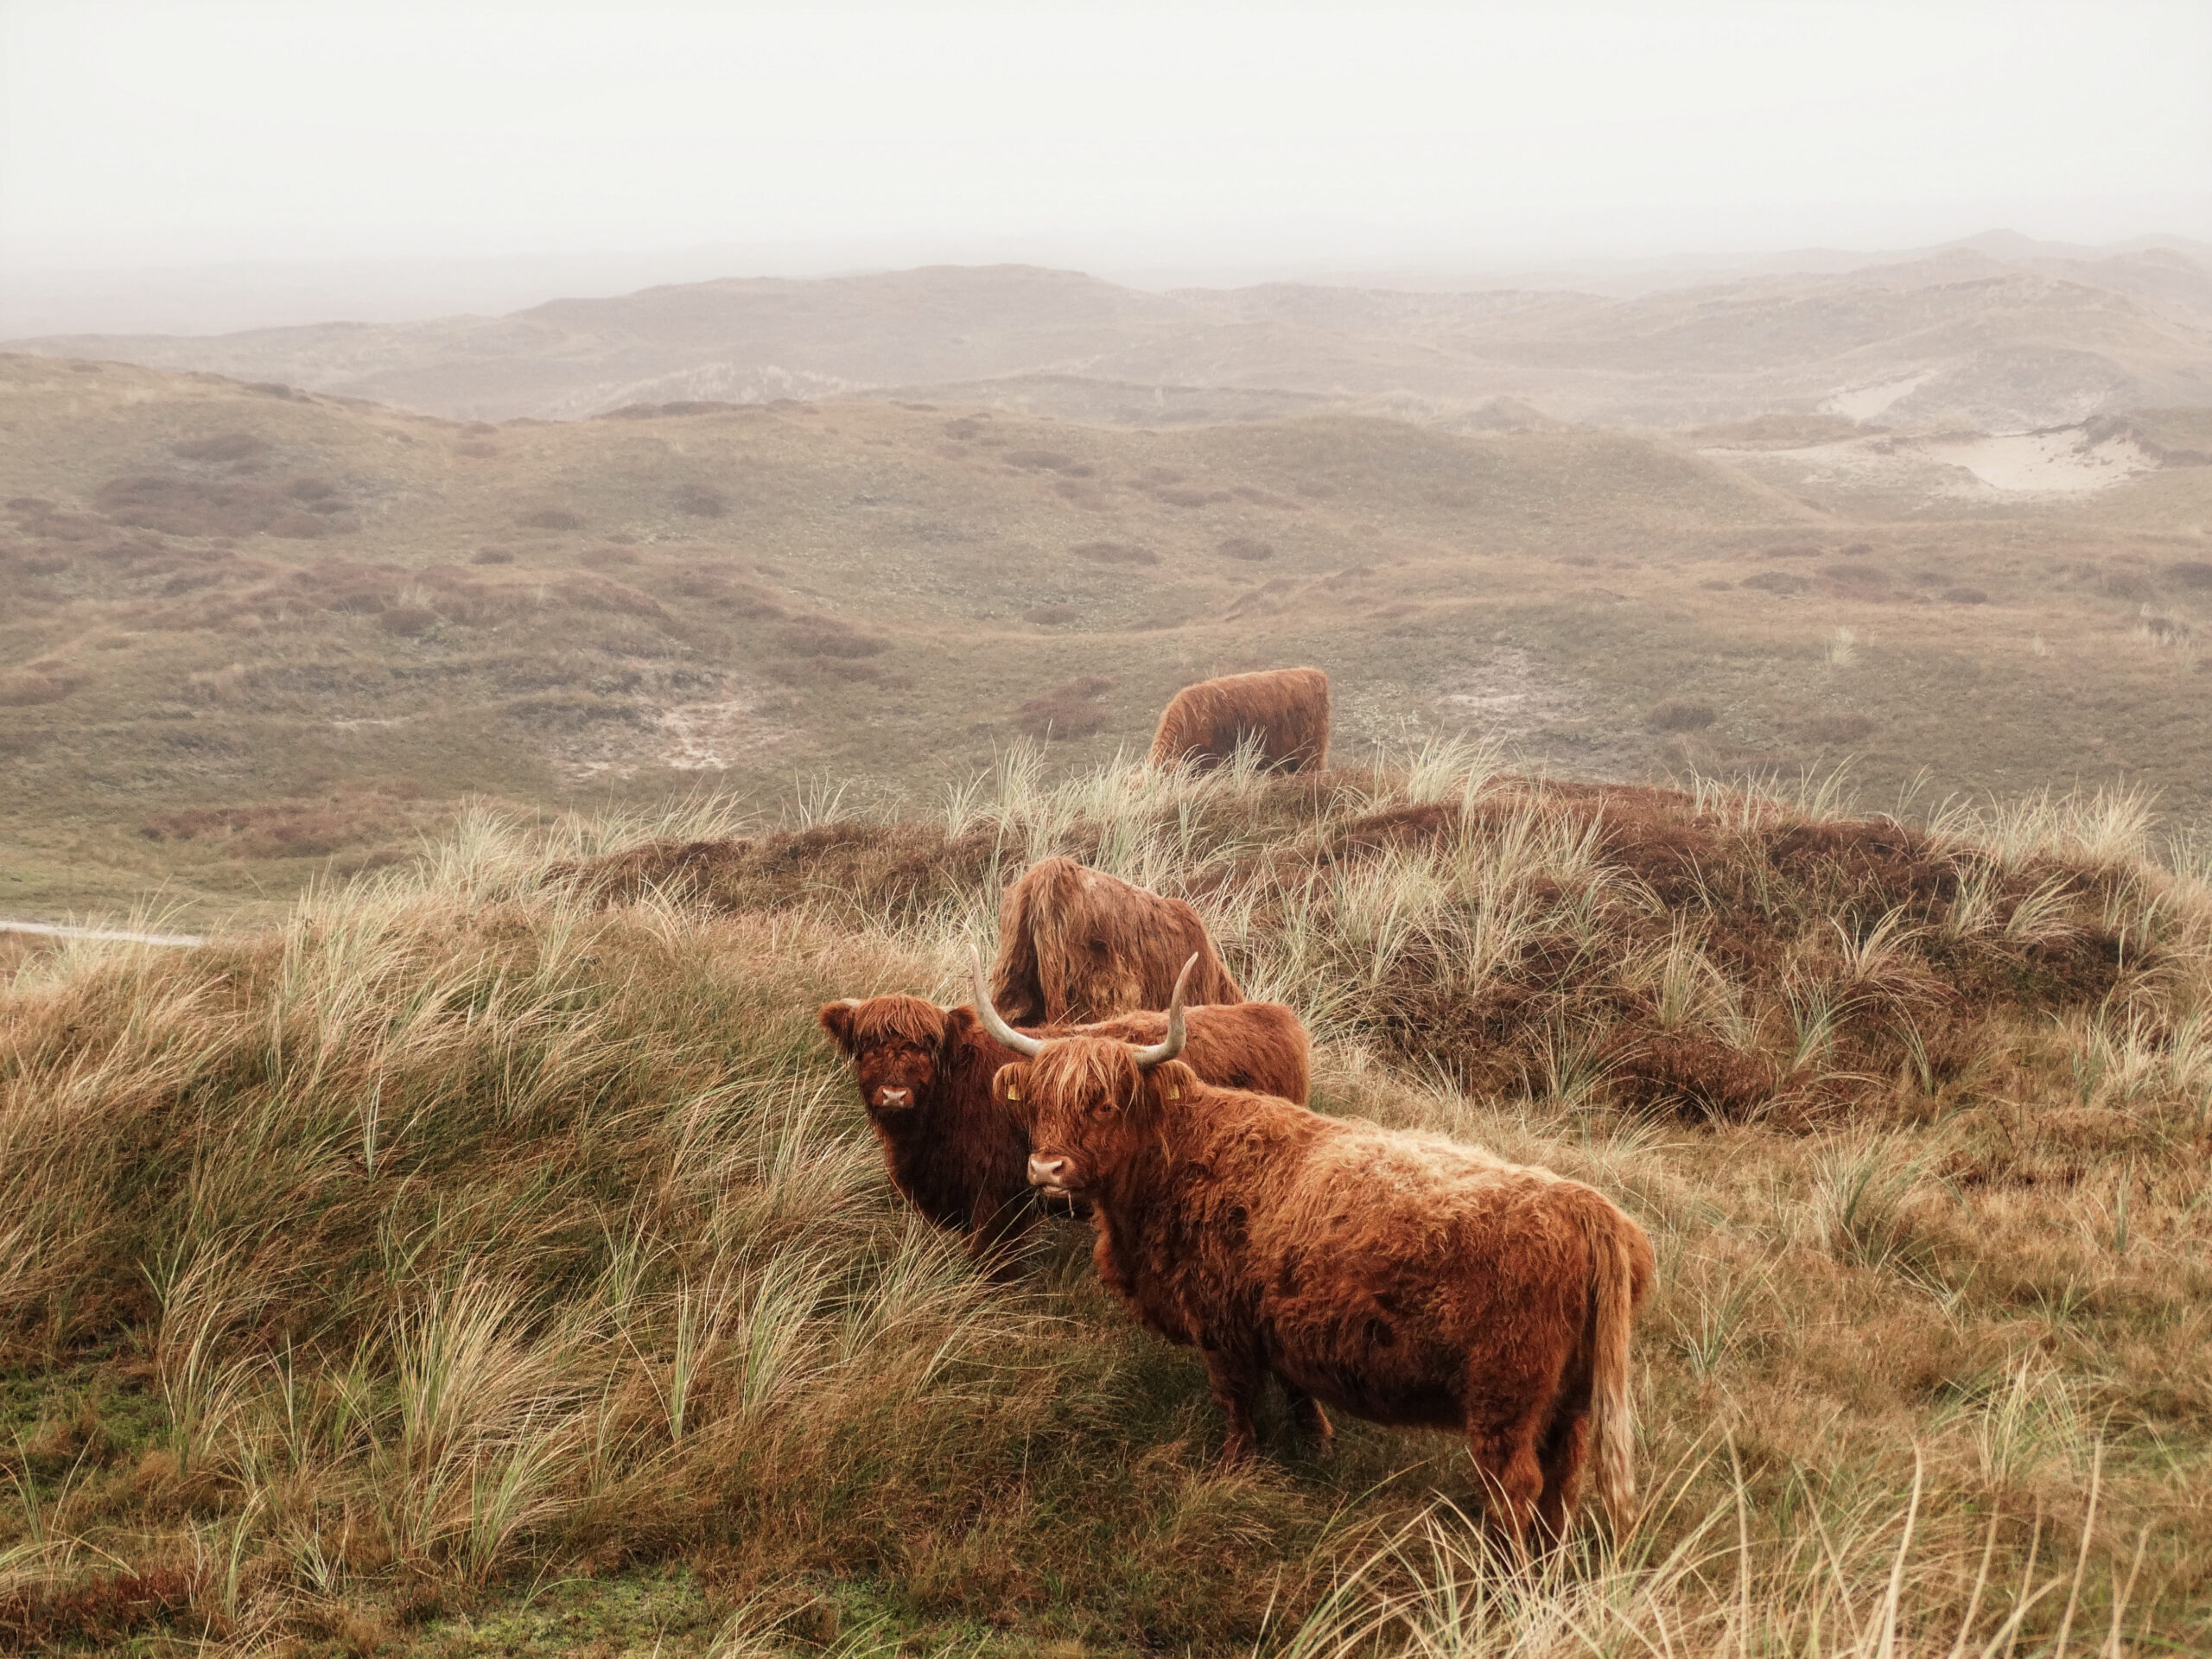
<box><xmin>817</xmin><ymin>996</ymin><xmax>1307</xmax><ymax>1273</ymax></box>
<box><xmin>989</xmin><ymin>856</ymin><xmax>1243</xmax><ymax>1025</ymax></box>
<box><xmin>1011</xmin><ymin>1039</ymin><xmax>1653</xmax><ymax>1547</ymax></box>
<box><xmin>1147</xmin><ymin>666</ymin><xmax>1330</xmax><ymax>772</ymax></box>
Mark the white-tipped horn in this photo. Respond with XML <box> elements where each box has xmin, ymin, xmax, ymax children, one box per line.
<box><xmin>969</xmin><ymin>945</ymin><xmax>1044</xmax><ymax>1057</ymax></box>
<box><xmin>1130</xmin><ymin>953</ymin><xmax>1197</xmax><ymax>1069</ymax></box>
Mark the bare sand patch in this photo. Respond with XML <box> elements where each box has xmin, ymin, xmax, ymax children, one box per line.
<box><xmin>1919</xmin><ymin>428</ymin><xmax>2156</xmax><ymax>494</ymax></box>
<box><xmin>554</xmin><ymin>692</ymin><xmax>799</xmax><ymax>783</ymax></box>
<box><xmin>1701</xmin><ymin>421</ymin><xmax>2158</xmax><ymax>501</ymax></box>
<box><xmin>1435</xmin><ymin>649</ymin><xmax>1582</xmax><ymax>732</ymax></box>
<box><xmin>1820</xmin><ymin>368</ymin><xmax>1940</xmax><ymax>422</ymax></box>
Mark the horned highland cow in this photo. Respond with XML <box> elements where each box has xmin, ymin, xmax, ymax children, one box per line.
<box><xmin>976</xmin><ymin>954</ymin><xmax>1653</xmax><ymax>1548</ymax></box>
<box><xmin>988</xmin><ymin>855</ymin><xmax>1243</xmax><ymax>1025</ymax></box>
<box><xmin>1147</xmin><ymin>666</ymin><xmax>1330</xmax><ymax>772</ymax></box>
<box><xmin>817</xmin><ymin>988</ymin><xmax>1308</xmax><ymax>1274</ymax></box>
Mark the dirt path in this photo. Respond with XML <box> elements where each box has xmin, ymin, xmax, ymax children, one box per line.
<box><xmin>0</xmin><ymin>918</ymin><xmax>207</xmax><ymax>947</ymax></box>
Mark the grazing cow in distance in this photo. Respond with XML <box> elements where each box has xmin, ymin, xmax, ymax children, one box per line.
<box><xmin>1148</xmin><ymin>666</ymin><xmax>1330</xmax><ymax>773</ymax></box>
<box><xmin>976</xmin><ymin>956</ymin><xmax>1653</xmax><ymax>1548</ymax></box>
<box><xmin>988</xmin><ymin>855</ymin><xmax>1243</xmax><ymax>1025</ymax></box>
<box><xmin>817</xmin><ymin>986</ymin><xmax>1307</xmax><ymax>1274</ymax></box>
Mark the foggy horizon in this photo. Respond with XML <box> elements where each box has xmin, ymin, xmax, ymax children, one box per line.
<box><xmin>4</xmin><ymin>2</ymin><xmax>2209</xmax><ymax>334</ymax></box>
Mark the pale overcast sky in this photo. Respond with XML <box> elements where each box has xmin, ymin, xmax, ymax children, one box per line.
<box><xmin>3</xmin><ymin>0</ymin><xmax>2208</xmax><ymax>280</ymax></box>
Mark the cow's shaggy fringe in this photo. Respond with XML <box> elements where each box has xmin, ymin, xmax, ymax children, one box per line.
<box><xmin>4</xmin><ymin>748</ymin><xmax>2209</xmax><ymax>1648</ymax></box>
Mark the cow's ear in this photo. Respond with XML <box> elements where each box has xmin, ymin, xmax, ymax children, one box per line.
<box><xmin>817</xmin><ymin>1001</ymin><xmax>861</xmax><ymax>1053</ymax></box>
<box><xmin>940</xmin><ymin>1004</ymin><xmax>976</xmax><ymax>1052</ymax></box>
<box><xmin>1147</xmin><ymin>1059</ymin><xmax>1198</xmax><ymax>1109</ymax></box>
<box><xmin>992</xmin><ymin>1061</ymin><xmax>1031</xmax><ymax>1109</ymax></box>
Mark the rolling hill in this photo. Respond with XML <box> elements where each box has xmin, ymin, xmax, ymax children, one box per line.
<box><xmin>12</xmin><ymin>237</ymin><xmax>2212</xmax><ymax>430</ymax></box>
<box><xmin>3</xmin><ymin>351</ymin><xmax>2210</xmax><ymax>924</ymax></box>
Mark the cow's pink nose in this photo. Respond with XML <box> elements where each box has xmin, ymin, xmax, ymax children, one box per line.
<box><xmin>875</xmin><ymin>1087</ymin><xmax>912</xmax><ymax>1109</ymax></box>
<box><xmin>1028</xmin><ymin>1154</ymin><xmax>1071</xmax><ymax>1188</ymax></box>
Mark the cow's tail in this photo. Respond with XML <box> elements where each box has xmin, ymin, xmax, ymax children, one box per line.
<box><xmin>1578</xmin><ymin>1195</ymin><xmax>1651</xmax><ymax>1535</ymax></box>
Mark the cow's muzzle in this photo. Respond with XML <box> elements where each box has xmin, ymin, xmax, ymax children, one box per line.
<box><xmin>872</xmin><ymin>1086</ymin><xmax>914</xmax><ymax>1111</ymax></box>
<box><xmin>1027</xmin><ymin>1152</ymin><xmax>1077</xmax><ymax>1198</ymax></box>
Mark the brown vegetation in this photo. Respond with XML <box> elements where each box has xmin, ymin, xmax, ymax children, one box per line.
<box><xmin>1741</xmin><ymin>569</ymin><xmax>1811</xmax><ymax>595</ymax></box>
<box><xmin>1007</xmin><ymin>449</ymin><xmax>1090</xmax><ymax>474</ymax></box>
<box><xmin>1072</xmin><ymin>538</ymin><xmax>1157</xmax><ymax>565</ymax></box>
<box><xmin>779</xmin><ymin>614</ymin><xmax>889</xmax><ymax>658</ymax></box>
<box><xmin>93</xmin><ymin>472</ymin><xmax>336</xmax><ymax>538</ymax></box>
<box><xmin>170</xmin><ymin>431</ymin><xmax>270</xmax><ymax>463</ymax></box>
<box><xmin>674</xmin><ymin>483</ymin><xmax>729</xmax><ymax>517</ymax></box>
<box><xmin>0</xmin><ymin>666</ymin><xmax>82</xmax><ymax>706</ymax></box>
<box><xmin>1645</xmin><ymin>700</ymin><xmax>1717</xmax><ymax>733</ymax></box>
<box><xmin>138</xmin><ymin>783</ymin><xmax>429</xmax><ymax>861</ymax></box>
<box><xmin>1014</xmin><ymin>674</ymin><xmax>1114</xmax><ymax>738</ymax></box>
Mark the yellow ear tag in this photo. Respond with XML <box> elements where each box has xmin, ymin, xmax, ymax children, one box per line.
<box><xmin>1005</xmin><ymin>1085</ymin><xmax>1020</xmax><ymax>1101</ymax></box>
<box><xmin>1164</xmin><ymin>1086</ymin><xmax>1180</xmax><ymax>1102</ymax></box>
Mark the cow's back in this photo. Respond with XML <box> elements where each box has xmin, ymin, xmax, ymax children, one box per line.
<box><xmin>1180</xmin><ymin>1001</ymin><xmax>1306</xmax><ymax>1103</ymax></box>
<box><xmin>1149</xmin><ymin>667</ymin><xmax>1330</xmax><ymax>772</ymax></box>
<box><xmin>1086</xmin><ymin>1001</ymin><xmax>1307</xmax><ymax>1103</ymax></box>
<box><xmin>991</xmin><ymin>856</ymin><xmax>1243</xmax><ymax>1023</ymax></box>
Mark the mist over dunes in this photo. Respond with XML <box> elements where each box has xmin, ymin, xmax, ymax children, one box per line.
<box><xmin>13</xmin><ymin>232</ymin><xmax>2212</xmax><ymax>431</ymax></box>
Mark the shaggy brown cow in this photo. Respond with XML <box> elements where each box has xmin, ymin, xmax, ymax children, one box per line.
<box><xmin>988</xmin><ymin>855</ymin><xmax>1243</xmax><ymax>1025</ymax></box>
<box><xmin>817</xmin><ymin>988</ymin><xmax>1307</xmax><ymax>1273</ymax></box>
<box><xmin>978</xmin><ymin>957</ymin><xmax>1652</xmax><ymax>1547</ymax></box>
<box><xmin>1147</xmin><ymin>666</ymin><xmax>1330</xmax><ymax>772</ymax></box>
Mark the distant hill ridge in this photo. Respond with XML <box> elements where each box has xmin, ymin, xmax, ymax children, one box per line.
<box><xmin>11</xmin><ymin>233</ymin><xmax>2212</xmax><ymax>431</ymax></box>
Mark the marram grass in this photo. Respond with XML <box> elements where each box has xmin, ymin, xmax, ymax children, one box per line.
<box><xmin>3</xmin><ymin>747</ymin><xmax>2209</xmax><ymax>1652</ymax></box>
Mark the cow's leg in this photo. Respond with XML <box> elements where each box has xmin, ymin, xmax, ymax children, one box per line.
<box><xmin>966</xmin><ymin>1192</ymin><xmax>1037</xmax><ymax>1283</ymax></box>
<box><xmin>1534</xmin><ymin>1406</ymin><xmax>1590</xmax><ymax>1546</ymax></box>
<box><xmin>1201</xmin><ymin>1346</ymin><xmax>1265</xmax><ymax>1465</ymax></box>
<box><xmin>1280</xmin><ymin>1379</ymin><xmax>1335</xmax><ymax>1456</ymax></box>
<box><xmin>1465</xmin><ymin>1403</ymin><xmax>1548</xmax><ymax>1560</ymax></box>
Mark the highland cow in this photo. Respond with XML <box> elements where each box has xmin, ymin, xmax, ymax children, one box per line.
<box><xmin>988</xmin><ymin>856</ymin><xmax>1243</xmax><ymax>1025</ymax></box>
<box><xmin>1147</xmin><ymin>667</ymin><xmax>1330</xmax><ymax>772</ymax></box>
<box><xmin>817</xmin><ymin>988</ymin><xmax>1307</xmax><ymax>1273</ymax></box>
<box><xmin>976</xmin><ymin>957</ymin><xmax>1652</xmax><ymax>1548</ymax></box>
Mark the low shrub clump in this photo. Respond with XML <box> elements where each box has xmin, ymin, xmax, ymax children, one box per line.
<box><xmin>1014</xmin><ymin>674</ymin><xmax>1115</xmax><ymax>739</ymax></box>
<box><xmin>92</xmin><ymin>472</ymin><xmax>339</xmax><ymax>539</ymax></box>
<box><xmin>1071</xmin><ymin>539</ymin><xmax>1157</xmax><ymax>566</ymax></box>
<box><xmin>1644</xmin><ymin>700</ymin><xmax>1717</xmax><ymax>733</ymax></box>
<box><xmin>778</xmin><ymin>615</ymin><xmax>888</xmax><ymax>658</ymax></box>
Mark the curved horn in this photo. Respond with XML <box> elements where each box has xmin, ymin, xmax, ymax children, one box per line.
<box><xmin>969</xmin><ymin>945</ymin><xmax>1044</xmax><ymax>1058</ymax></box>
<box><xmin>1130</xmin><ymin>954</ymin><xmax>1198</xmax><ymax>1070</ymax></box>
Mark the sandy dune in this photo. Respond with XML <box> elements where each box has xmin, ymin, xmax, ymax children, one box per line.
<box><xmin>1921</xmin><ymin>429</ymin><xmax>2157</xmax><ymax>493</ymax></box>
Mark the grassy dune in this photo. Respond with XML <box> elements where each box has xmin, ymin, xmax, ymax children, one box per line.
<box><xmin>4</xmin><ymin>748</ymin><xmax>2209</xmax><ymax>1653</ymax></box>
<box><xmin>6</xmin><ymin>353</ymin><xmax>2212</xmax><ymax>925</ymax></box>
